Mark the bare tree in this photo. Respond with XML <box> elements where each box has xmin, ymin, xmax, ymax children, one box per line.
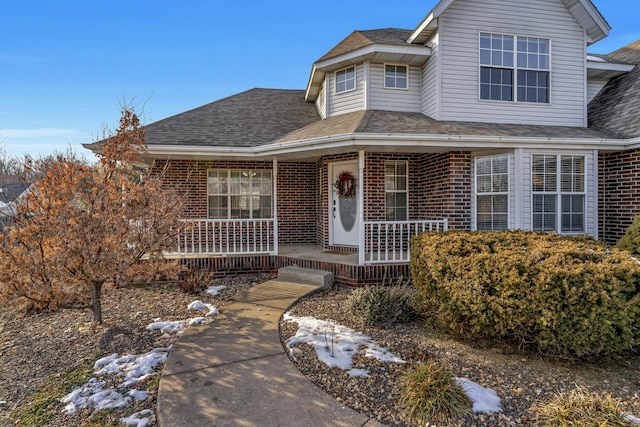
<box><xmin>0</xmin><ymin>107</ymin><xmax>185</xmax><ymax>323</ymax></box>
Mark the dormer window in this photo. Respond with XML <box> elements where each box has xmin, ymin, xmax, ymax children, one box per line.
<box><xmin>384</xmin><ymin>64</ymin><xmax>408</xmax><ymax>89</ymax></box>
<box><xmin>336</xmin><ymin>66</ymin><xmax>356</xmax><ymax>93</ymax></box>
<box><xmin>479</xmin><ymin>33</ymin><xmax>550</xmax><ymax>103</ymax></box>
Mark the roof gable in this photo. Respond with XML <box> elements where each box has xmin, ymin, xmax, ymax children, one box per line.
<box><xmin>408</xmin><ymin>0</ymin><xmax>609</xmax><ymax>45</ymax></box>
<box><xmin>317</xmin><ymin>29</ymin><xmax>413</xmax><ymax>62</ymax></box>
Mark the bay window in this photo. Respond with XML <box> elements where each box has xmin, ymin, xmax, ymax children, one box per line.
<box><xmin>475</xmin><ymin>155</ymin><xmax>509</xmax><ymax>231</ymax></box>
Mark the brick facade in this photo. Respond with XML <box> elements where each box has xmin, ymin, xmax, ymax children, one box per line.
<box><xmin>155</xmin><ymin>152</ymin><xmax>473</xmax><ymax>283</ymax></box>
<box><xmin>152</xmin><ymin>159</ymin><xmax>317</xmax><ymax>245</ymax></box>
<box><xmin>599</xmin><ymin>149</ymin><xmax>640</xmax><ymax>245</ymax></box>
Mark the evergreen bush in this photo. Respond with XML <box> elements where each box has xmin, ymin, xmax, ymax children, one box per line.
<box><xmin>617</xmin><ymin>215</ymin><xmax>640</xmax><ymax>256</ymax></box>
<box><xmin>348</xmin><ymin>285</ymin><xmax>417</xmax><ymax>327</ymax></box>
<box><xmin>410</xmin><ymin>230</ymin><xmax>640</xmax><ymax>357</ymax></box>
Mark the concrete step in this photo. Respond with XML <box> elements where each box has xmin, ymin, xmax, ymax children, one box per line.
<box><xmin>277</xmin><ymin>266</ymin><xmax>334</xmax><ymax>289</ymax></box>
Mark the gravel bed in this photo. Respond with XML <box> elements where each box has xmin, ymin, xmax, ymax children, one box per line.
<box><xmin>0</xmin><ymin>273</ymin><xmax>271</xmax><ymax>427</ymax></box>
<box><xmin>280</xmin><ymin>285</ymin><xmax>640</xmax><ymax>426</ymax></box>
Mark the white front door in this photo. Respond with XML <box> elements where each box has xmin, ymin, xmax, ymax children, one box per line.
<box><xmin>330</xmin><ymin>161</ymin><xmax>359</xmax><ymax>246</ymax></box>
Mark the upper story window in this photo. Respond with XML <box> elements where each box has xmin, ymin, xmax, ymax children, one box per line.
<box><xmin>336</xmin><ymin>66</ymin><xmax>356</xmax><ymax>94</ymax></box>
<box><xmin>207</xmin><ymin>169</ymin><xmax>272</xmax><ymax>219</ymax></box>
<box><xmin>384</xmin><ymin>64</ymin><xmax>407</xmax><ymax>89</ymax></box>
<box><xmin>480</xmin><ymin>33</ymin><xmax>550</xmax><ymax>103</ymax></box>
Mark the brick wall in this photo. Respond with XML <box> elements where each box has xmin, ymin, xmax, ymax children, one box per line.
<box><xmin>420</xmin><ymin>152</ymin><xmax>473</xmax><ymax>230</ymax></box>
<box><xmin>152</xmin><ymin>159</ymin><xmax>317</xmax><ymax>245</ymax></box>
<box><xmin>277</xmin><ymin>162</ymin><xmax>317</xmax><ymax>244</ymax></box>
<box><xmin>599</xmin><ymin>149</ymin><xmax>640</xmax><ymax>244</ymax></box>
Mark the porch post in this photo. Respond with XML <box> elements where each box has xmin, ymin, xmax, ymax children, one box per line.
<box><xmin>273</xmin><ymin>158</ymin><xmax>278</xmax><ymax>255</ymax></box>
<box><xmin>358</xmin><ymin>150</ymin><xmax>365</xmax><ymax>265</ymax></box>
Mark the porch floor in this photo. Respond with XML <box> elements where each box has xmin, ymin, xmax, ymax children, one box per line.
<box><xmin>278</xmin><ymin>245</ymin><xmax>359</xmax><ymax>266</ymax></box>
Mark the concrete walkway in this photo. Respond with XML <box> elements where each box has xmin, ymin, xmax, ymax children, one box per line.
<box><xmin>157</xmin><ymin>279</ymin><xmax>384</xmax><ymax>427</ymax></box>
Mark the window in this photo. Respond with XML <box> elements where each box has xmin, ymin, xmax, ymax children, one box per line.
<box><xmin>531</xmin><ymin>155</ymin><xmax>584</xmax><ymax>233</ymax></box>
<box><xmin>207</xmin><ymin>169</ymin><xmax>272</xmax><ymax>219</ymax></box>
<box><xmin>384</xmin><ymin>64</ymin><xmax>407</xmax><ymax>89</ymax></box>
<box><xmin>475</xmin><ymin>155</ymin><xmax>509</xmax><ymax>231</ymax></box>
<box><xmin>385</xmin><ymin>161</ymin><xmax>408</xmax><ymax>221</ymax></box>
<box><xmin>336</xmin><ymin>67</ymin><xmax>356</xmax><ymax>93</ymax></box>
<box><xmin>480</xmin><ymin>33</ymin><xmax>549</xmax><ymax>103</ymax></box>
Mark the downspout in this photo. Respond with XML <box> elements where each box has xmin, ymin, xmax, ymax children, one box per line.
<box><xmin>273</xmin><ymin>158</ymin><xmax>278</xmax><ymax>255</ymax></box>
<box><xmin>358</xmin><ymin>150</ymin><xmax>365</xmax><ymax>265</ymax></box>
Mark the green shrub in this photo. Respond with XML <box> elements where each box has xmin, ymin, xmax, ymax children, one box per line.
<box><xmin>534</xmin><ymin>387</ymin><xmax>632</xmax><ymax>426</ymax></box>
<box><xmin>348</xmin><ymin>285</ymin><xmax>417</xmax><ymax>326</ymax></box>
<box><xmin>410</xmin><ymin>230</ymin><xmax>640</xmax><ymax>357</ymax></box>
<box><xmin>398</xmin><ymin>360</ymin><xmax>472</xmax><ymax>424</ymax></box>
<box><xmin>617</xmin><ymin>215</ymin><xmax>640</xmax><ymax>256</ymax></box>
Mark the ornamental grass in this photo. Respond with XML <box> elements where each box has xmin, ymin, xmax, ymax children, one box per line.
<box><xmin>397</xmin><ymin>360</ymin><xmax>472</xmax><ymax>424</ymax></box>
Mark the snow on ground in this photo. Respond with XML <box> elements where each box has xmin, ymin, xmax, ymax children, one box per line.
<box><xmin>188</xmin><ymin>300</ymin><xmax>219</xmax><ymax>316</ymax></box>
<box><xmin>120</xmin><ymin>409</ymin><xmax>154</xmax><ymax>427</ymax></box>
<box><xmin>284</xmin><ymin>312</ymin><xmax>503</xmax><ymax>415</ymax></box>
<box><xmin>206</xmin><ymin>285</ymin><xmax>226</xmax><ymax>296</ymax></box>
<box><xmin>62</xmin><ymin>299</ymin><xmax>220</xmax><ymax>424</ymax></box>
<box><xmin>283</xmin><ymin>312</ymin><xmax>405</xmax><ymax>371</ymax></box>
<box><xmin>456</xmin><ymin>377</ymin><xmax>502</xmax><ymax>414</ymax></box>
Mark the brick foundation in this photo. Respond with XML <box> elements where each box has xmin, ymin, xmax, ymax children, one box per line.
<box><xmin>179</xmin><ymin>254</ymin><xmax>411</xmax><ymax>287</ymax></box>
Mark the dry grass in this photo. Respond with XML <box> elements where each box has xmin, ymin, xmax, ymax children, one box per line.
<box><xmin>398</xmin><ymin>359</ymin><xmax>473</xmax><ymax>424</ymax></box>
<box><xmin>533</xmin><ymin>387</ymin><xmax>634</xmax><ymax>426</ymax></box>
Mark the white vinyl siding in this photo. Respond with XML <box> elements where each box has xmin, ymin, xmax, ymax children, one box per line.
<box><xmin>327</xmin><ymin>64</ymin><xmax>365</xmax><ymax>117</ymax></box>
<box><xmin>316</xmin><ymin>79</ymin><xmax>327</xmax><ymax>119</ymax></box>
<box><xmin>587</xmin><ymin>78</ymin><xmax>609</xmax><ymax>104</ymax></box>
<box><xmin>369</xmin><ymin>63</ymin><xmax>421</xmax><ymax>112</ymax></box>
<box><xmin>421</xmin><ymin>34</ymin><xmax>440</xmax><ymax>118</ymax></box>
<box><xmin>438</xmin><ymin>0</ymin><xmax>587</xmax><ymax>127</ymax></box>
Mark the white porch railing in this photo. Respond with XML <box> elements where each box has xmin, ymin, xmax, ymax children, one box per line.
<box><xmin>176</xmin><ymin>219</ymin><xmax>276</xmax><ymax>256</ymax></box>
<box><xmin>361</xmin><ymin>219</ymin><xmax>448</xmax><ymax>264</ymax></box>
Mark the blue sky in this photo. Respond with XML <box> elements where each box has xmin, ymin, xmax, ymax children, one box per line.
<box><xmin>1</xmin><ymin>1</ymin><xmax>638</xmax><ymax>159</ymax></box>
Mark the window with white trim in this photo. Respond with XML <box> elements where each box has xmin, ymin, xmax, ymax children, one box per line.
<box><xmin>384</xmin><ymin>64</ymin><xmax>407</xmax><ymax>89</ymax></box>
<box><xmin>475</xmin><ymin>155</ymin><xmax>509</xmax><ymax>231</ymax></box>
<box><xmin>531</xmin><ymin>155</ymin><xmax>585</xmax><ymax>233</ymax></box>
<box><xmin>385</xmin><ymin>161</ymin><xmax>408</xmax><ymax>221</ymax></box>
<box><xmin>480</xmin><ymin>33</ymin><xmax>550</xmax><ymax>103</ymax></box>
<box><xmin>207</xmin><ymin>169</ymin><xmax>272</xmax><ymax>219</ymax></box>
<box><xmin>335</xmin><ymin>67</ymin><xmax>356</xmax><ymax>93</ymax></box>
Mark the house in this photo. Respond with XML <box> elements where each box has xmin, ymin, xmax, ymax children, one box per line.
<box><xmin>0</xmin><ymin>183</ymin><xmax>32</xmax><ymax>229</ymax></box>
<box><xmin>86</xmin><ymin>0</ymin><xmax>640</xmax><ymax>285</ymax></box>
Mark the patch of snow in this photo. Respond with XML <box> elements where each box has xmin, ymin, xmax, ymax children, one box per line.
<box><xmin>188</xmin><ymin>317</ymin><xmax>206</xmax><ymax>326</ymax></box>
<box><xmin>283</xmin><ymin>312</ymin><xmax>405</xmax><ymax>373</ymax></box>
<box><xmin>205</xmin><ymin>285</ymin><xmax>226</xmax><ymax>296</ymax></box>
<box><xmin>128</xmin><ymin>389</ymin><xmax>148</xmax><ymax>401</ymax></box>
<box><xmin>62</xmin><ymin>378</ymin><xmax>130</xmax><ymax>415</ymax></box>
<box><xmin>456</xmin><ymin>377</ymin><xmax>502</xmax><ymax>414</ymax></box>
<box><xmin>624</xmin><ymin>413</ymin><xmax>640</xmax><ymax>425</ymax></box>
<box><xmin>120</xmin><ymin>409</ymin><xmax>154</xmax><ymax>427</ymax></box>
<box><xmin>188</xmin><ymin>300</ymin><xmax>219</xmax><ymax>317</ymax></box>
<box><xmin>146</xmin><ymin>320</ymin><xmax>188</xmax><ymax>334</ymax></box>
<box><xmin>346</xmin><ymin>368</ymin><xmax>370</xmax><ymax>377</ymax></box>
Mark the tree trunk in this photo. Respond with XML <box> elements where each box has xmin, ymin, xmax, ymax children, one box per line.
<box><xmin>91</xmin><ymin>281</ymin><xmax>103</xmax><ymax>323</ymax></box>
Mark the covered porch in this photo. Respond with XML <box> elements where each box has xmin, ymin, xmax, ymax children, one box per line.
<box><xmin>171</xmin><ymin>217</ymin><xmax>448</xmax><ymax>265</ymax></box>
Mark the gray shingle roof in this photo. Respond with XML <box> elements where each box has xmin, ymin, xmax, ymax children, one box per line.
<box><xmin>588</xmin><ymin>40</ymin><xmax>640</xmax><ymax>138</ymax></box>
<box><xmin>317</xmin><ymin>28</ymin><xmax>413</xmax><ymax>62</ymax></box>
<box><xmin>144</xmin><ymin>88</ymin><xmax>320</xmax><ymax>147</ymax></box>
<box><xmin>274</xmin><ymin>110</ymin><xmax>620</xmax><ymax>144</ymax></box>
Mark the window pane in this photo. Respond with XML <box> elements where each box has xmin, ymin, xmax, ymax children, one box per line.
<box><xmin>533</xmin><ymin>194</ymin><xmax>556</xmax><ymax>231</ymax></box>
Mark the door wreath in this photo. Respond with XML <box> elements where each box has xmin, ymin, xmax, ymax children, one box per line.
<box><xmin>334</xmin><ymin>171</ymin><xmax>356</xmax><ymax>198</ymax></box>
